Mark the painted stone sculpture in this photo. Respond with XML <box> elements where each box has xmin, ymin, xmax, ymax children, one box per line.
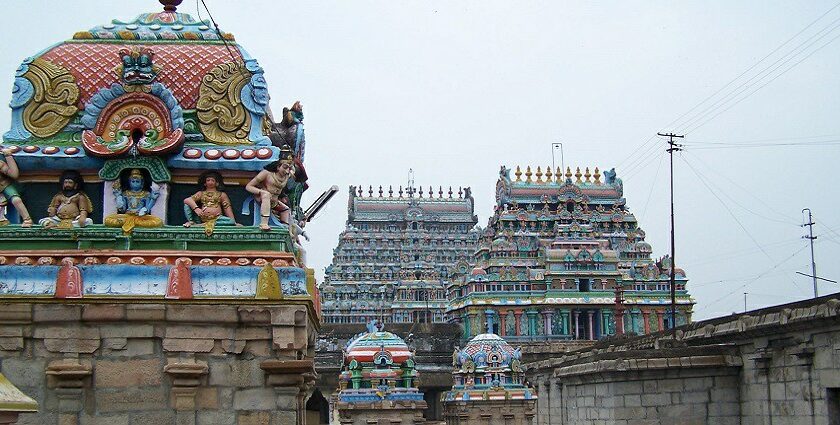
<box><xmin>273</xmin><ymin>101</ymin><xmax>306</xmax><ymax>157</ymax></box>
<box><xmin>183</xmin><ymin>171</ymin><xmax>238</xmax><ymax>235</ymax></box>
<box><xmin>197</xmin><ymin>59</ymin><xmax>271</xmax><ymax>146</ymax></box>
<box><xmin>0</xmin><ymin>2</ymin><xmax>322</xmax><ymax>307</ymax></box>
<box><xmin>245</xmin><ymin>145</ymin><xmax>294</xmax><ymax>230</ymax></box>
<box><xmin>39</xmin><ymin>170</ymin><xmax>93</xmax><ymax>228</ymax></box>
<box><xmin>81</xmin><ymin>47</ymin><xmax>185</xmax><ymax>157</ymax></box>
<box><xmin>104</xmin><ymin>168</ymin><xmax>162</xmax><ymax>233</ymax></box>
<box><xmin>0</xmin><ymin>150</ymin><xmax>31</xmax><ymax>227</ymax></box>
<box><xmin>5</xmin><ymin>57</ymin><xmax>80</xmax><ymax>141</ymax></box>
<box><xmin>55</xmin><ymin>258</ymin><xmax>83</xmax><ymax>299</ymax></box>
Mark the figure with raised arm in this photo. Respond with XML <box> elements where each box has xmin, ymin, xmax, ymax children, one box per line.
<box><xmin>183</xmin><ymin>171</ymin><xmax>239</xmax><ymax>235</ymax></box>
<box><xmin>0</xmin><ymin>148</ymin><xmax>32</xmax><ymax>227</ymax></box>
<box><xmin>245</xmin><ymin>145</ymin><xmax>294</xmax><ymax>231</ymax></box>
<box><xmin>40</xmin><ymin>170</ymin><xmax>93</xmax><ymax>228</ymax></box>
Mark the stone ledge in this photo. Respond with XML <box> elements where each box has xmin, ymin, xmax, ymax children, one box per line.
<box><xmin>552</xmin><ymin>352</ymin><xmax>742</xmax><ymax>379</ymax></box>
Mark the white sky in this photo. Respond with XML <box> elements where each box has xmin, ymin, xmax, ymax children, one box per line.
<box><xmin>2</xmin><ymin>1</ymin><xmax>839</xmax><ymax>320</ymax></box>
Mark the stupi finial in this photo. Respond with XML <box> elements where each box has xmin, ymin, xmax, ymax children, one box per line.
<box><xmin>160</xmin><ymin>0</ymin><xmax>183</xmax><ymax>12</ymax></box>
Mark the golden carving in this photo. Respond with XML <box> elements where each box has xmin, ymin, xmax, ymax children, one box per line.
<box><xmin>22</xmin><ymin>58</ymin><xmax>80</xmax><ymax>138</ymax></box>
<box><xmin>255</xmin><ymin>263</ymin><xmax>282</xmax><ymax>300</ymax></box>
<box><xmin>196</xmin><ymin>62</ymin><xmax>251</xmax><ymax>145</ymax></box>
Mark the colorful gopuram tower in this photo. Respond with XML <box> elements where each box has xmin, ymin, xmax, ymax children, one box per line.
<box><xmin>447</xmin><ymin>166</ymin><xmax>693</xmax><ymax>342</ymax></box>
<box><xmin>335</xmin><ymin>321</ymin><xmax>427</xmax><ymax>425</ymax></box>
<box><xmin>442</xmin><ymin>333</ymin><xmax>536</xmax><ymax>425</ymax></box>
<box><xmin>0</xmin><ymin>1</ymin><xmax>322</xmax><ymax>423</ymax></box>
<box><xmin>321</xmin><ymin>184</ymin><xmax>479</xmax><ymax>324</ymax></box>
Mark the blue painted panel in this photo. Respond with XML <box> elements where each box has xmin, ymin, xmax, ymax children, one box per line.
<box><xmin>0</xmin><ymin>266</ymin><xmax>58</xmax><ymax>295</ymax></box>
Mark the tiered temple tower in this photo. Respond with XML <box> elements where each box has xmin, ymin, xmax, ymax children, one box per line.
<box><xmin>335</xmin><ymin>321</ymin><xmax>427</xmax><ymax>425</ymax></box>
<box><xmin>0</xmin><ymin>1</ymin><xmax>323</xmax><ymax>423</ymax></box>
<box><xmin>321</xmin><ymin>184</ymin><xmax>479</xmax><ymax>324</ymax></box>
<box><xmin>447</xmin><ymin>166</ymin><xmax>693</xmax><ymax>342</ymax></box>
<box><xmin>442</xmin><ymin>333</ymin><xmax>536</xmax><ymax>424</ymax></box>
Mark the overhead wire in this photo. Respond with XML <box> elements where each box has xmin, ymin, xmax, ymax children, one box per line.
<box><xmin>676</xmin><ymin>14</ymin><xmax>840</xmax><ymax>134</ymax></box>
<box><xmin>682</xmin><ymin>152</ymin><xmax>799</xmax><ymax>226</ymax></box>
<box><xmin>615</xmin><ymin>2</ymin><xmax>840</xmax><ymax>171</ymax></box>
<box><xmin>682</xmin><ymin>156</ymin><xmax>777</xmax><ymax>262</ymax></box>
<box><xmin>668</xmin><ymin>1</ymin><xmax>840</xmax><ymax>134</ymax></box>
<box><xmin>682</xmin><ymin>22</ymin><xmax>840</xmax><ymax>134</ymax></box>
<box><xmin>698</xmin><ymin>244</ymin><xmax>809</xmax><ymax>313</ymax></box>
<box><xmin>682</xmin><ymin>151</ymin><xmax>800</xmax><ymax>224</ymax></box>
<box><xmin>639</xmin><ymin>153</ymin><xmax>664</xmax><ymax>222</ymax></box>
<box><xmin>682</xmin><ymin>238</ymin><xmax>802</xmax><ymax>268</ymax></box>
<box><xmin>199</xmin><ymin>0</ymin><xmax>282</xmax><ymax>130</ymax></box>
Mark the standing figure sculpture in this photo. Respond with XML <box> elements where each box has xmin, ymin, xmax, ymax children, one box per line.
<box><xmin>40</xmin><ymin>170</ymin><xmax>93</xmax><ymax>228</ymax></box>
<box><xmin>0</xmin><ymin>148</ymin><xmax>32</xmax><ymax>226</ymax></box>
<box><xmin>104</xmin><ymin>168</ymin><xmax>162</xmax><ymax>233</ymax></box>
<box><xmin>245</xmin><ymin>145</ymin><xmax>294</xmax><ymax>230</ymax></box>
<box><xmin>183</xmin><ymin>171</ymin><xmax>239</xmax><ymax>235</ymax></box>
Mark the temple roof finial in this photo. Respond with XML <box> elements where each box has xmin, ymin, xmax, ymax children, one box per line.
<box><xmin>160</xmin><ymin>0</ymin><xmax>183</xmax><ymax>12</ymax></box>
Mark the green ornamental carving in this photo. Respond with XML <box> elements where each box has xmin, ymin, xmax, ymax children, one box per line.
<box><xmin>99</xmin><ymin>157</ymin><xmax>171</xmax><ymax>183</ymax></box>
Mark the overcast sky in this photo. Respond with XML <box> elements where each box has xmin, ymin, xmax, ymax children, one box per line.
<box><xmin>2</xmin><ymin>1</ymin><xmax>839</xmax><ymax>320</ymax></box>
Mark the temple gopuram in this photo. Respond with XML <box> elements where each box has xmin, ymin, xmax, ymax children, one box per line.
<box><xmin>442</xmin><ymin>333</ymin><xmax>536</xmax><ymax>424</ymax></box>
<box><xmin>447</xmin><ymin>166</ymin><xmax>693</xmax><ymax>342</ymax></box>
<box><xmin>0</xmin><ymin>1</ymin><xmax>323</xmax><ymax>424</ymax></box>
<box><xmin>334</xmin><ymin>321</ymin><xmax>427</xmax><ymax>425</ymax></box>
<box><xmin>320</xmin><ymin>185</ymin><xmax>479</xmax><ymax>325</ymax></box>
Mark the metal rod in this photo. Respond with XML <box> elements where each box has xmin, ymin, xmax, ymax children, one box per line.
<box><xmin>552</xmin><ymin>143</ymin><xmax>564</xmax><ymax>175</ymax></box>
<box><xmin>795</xmin><ymin>271</ymin><xmax>836</xmax><ymax>284</ymax></box>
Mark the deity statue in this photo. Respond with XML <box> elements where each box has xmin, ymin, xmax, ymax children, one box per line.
<box><xmin>104</xmin><ymin>168</ymin><xmax>162</xmax><ymax>233</ymax></box>
<box><xmin>183</xmin><ymin>171</ymin><xmax>239</xmax><ymax>235</ymax></box>
<box><xmin>39</xmin><ymin>170</ymin><xmax>93</xmax><ymax>228</ymax></box>
<box><xmin>0</xmin><ymin>149</ymin><xmax>32</xmax><ymax>227</ymax></box>
<box><xmin>245</xmin><ymin>145</ymin><xmax>295</xmax><ymax>230</ymax></box>
<box><xmin>272</xmin><ymin>101</ymin><xmax>305</xmax><ymax>157</ymax></box>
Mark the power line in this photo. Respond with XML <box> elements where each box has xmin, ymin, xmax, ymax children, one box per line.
<box><xmin>686</xmin><ymin>133</ymin><xmax>840</xmax><ymax>145</ymax></box>
<box><xmin>682</xmin><ymin>238</ymin><xmax>802</xmax><ymax>268</ymax></box>
<box><xmin>682</xmin><ymin>153</ymin><xmax>799</xmax><ymax>227</ymax></box>
<box><xmin>614</xmin><ymin>2</ymin><xmax>840</xmax><ymax>172</ymax></box>
<box><xmin>699</xmin><ymin>244</ymin><xmax>809</xmax><ymax>312</ymax></box>
<box><xmin>639</xmin><ymin>153</ymin><xmax>664</xmax><ymax>222</ymax></box>
<box><xmin>683</xmin><ymin>151</ymin><xmax>800</xmax><ymax>225</ymax></box>
<box><xmin>685</xmin><ymin>139</ymin><xmax>840</xmax><ymax>150</ymax></box>
<box><xmin>683</xmin><ymin>24</ymin><xmax>840</xmax><ymax>134</ymax></box>
<box><xmin>668</xmin><ymin>1</ymin><xmax>840</xmax><ymax>133</ymax></box>
<box><xmin>676</xmin><ymin>13</ymin><xmax>840</xmax><ymax>134</ymax></box>
<box><xmin>682</xmin><ymin>155</ymin><xmax>780</xmax><ymax>262</ymax></box>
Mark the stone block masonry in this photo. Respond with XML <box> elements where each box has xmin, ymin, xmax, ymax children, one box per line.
<box><xmin>526</xmin><ymin>294</ymin><xmax>840</xmax><ymax>425</ymax></box>
<box><xmin>0</xmin><ymin>301</ymin><xmax>319</xmax><ymax>425</ymax></box>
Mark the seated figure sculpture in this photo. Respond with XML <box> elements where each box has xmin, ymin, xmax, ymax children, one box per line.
<box><xmin>104</xmin><ymin>168</ymin><xmax>162</xmax><ymax>233</ymax></box>
<box><xmin>0</xmin><ymin>149</ymin><xmax>32</xmax><ymax>227</ymax></box>
<box><xmin>183</xmin><ymin>171</ymin><xmax>240</xmax><ymax>235</ymax></box>
<box><xmin>245</xmin><ymin>145</ymin><xmax>294</xmax><ymax>230</ymax></box>
<box><xmin>39</xmin><ymin>170</ymin><xmax>93</xmax><ymax>228</ymax></box>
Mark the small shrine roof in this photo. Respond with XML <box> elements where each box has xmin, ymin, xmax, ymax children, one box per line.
<box><xmin>345</xmin><ymin>330</ymin><xmax>413</xmax><ymax>365</ymax></box>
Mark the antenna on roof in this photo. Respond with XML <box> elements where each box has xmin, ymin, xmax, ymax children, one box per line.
<box><xmin>407</xmin><ymin>168</ymin><xmax>415</xmax><ymax>197</ymax></box>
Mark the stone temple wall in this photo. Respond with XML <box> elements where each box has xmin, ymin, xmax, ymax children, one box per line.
<box><xmin>0</xmin><ymin>301</ymin><xmax>318</xmax><ymax>425</ymax></box>
<box><xmin>527</xmin><ymin>294</ymin><xmax>840</xmax><ymax>425</ymax></box>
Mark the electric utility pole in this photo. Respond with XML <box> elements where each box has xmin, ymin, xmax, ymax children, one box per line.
<box><xmin>660</xmin><ymin>132</ymin><xmax>684</xmax><ymax>328</ymax></box>
<box><xmin>802</xmin><ymin>208</ymin><xmax>818</xmax><ymax>297</ymax></box>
